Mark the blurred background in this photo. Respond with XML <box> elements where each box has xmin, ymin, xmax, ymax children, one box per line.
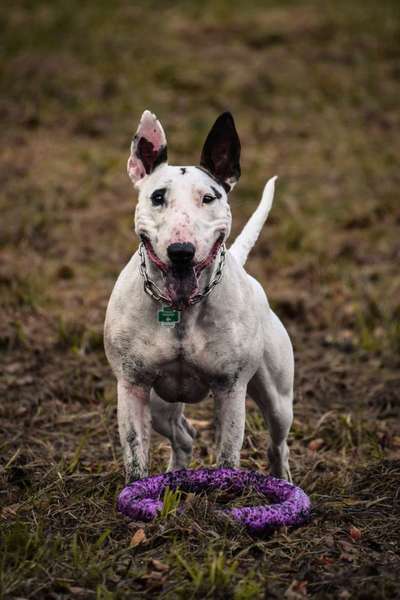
<box><xmin>1</xmin><ymin>1</ymin><xmax>399</xmax><ymax>598</ymax></box>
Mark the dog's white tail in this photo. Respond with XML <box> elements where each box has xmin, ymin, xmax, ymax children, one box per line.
<box><xmin>229</xmin><ymin>176</ymin><xmax>277</xmax><ymax>266</ymax></box>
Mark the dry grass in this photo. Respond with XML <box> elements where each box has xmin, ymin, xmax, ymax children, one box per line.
<box><xmin>1</xmin><ymin>1</ymin><xmax>399</xmax><ymax>598</ymax></box>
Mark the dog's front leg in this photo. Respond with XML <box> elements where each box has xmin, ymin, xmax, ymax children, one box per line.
<box><xmin>213</xmin><ymin>384</ymin><xmax>246</xmax><ymax>468</ymax></box>
<box><xmin>117</xmin><ymin>380</ymin><xmax>151</xmax><ymax>483</ymax></box>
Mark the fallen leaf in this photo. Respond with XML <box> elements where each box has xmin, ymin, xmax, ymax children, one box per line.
<box><xmin>188</xmin><ymin>419</ymin><xmax>210</xmax><ymax>429</ymax></box>
<box><xmin>339</xmin><ymin>540</ymin><xmax>357</xmax><ymax>562</ymax></box>
<box><xmin>149</xmin><ymin>558</ymin><xmax>169</xmax><ymax>572</ymax></box>
<box><xmin>148</xmin><ymin>570</ymin><xmax>164</xmax><ymax>580</ymax></box>
<box><xmin>130</xmin><ymin>528</ymin><xmax>146</xmax><ymax>547</ymax></box>
<box><xmin>349</xmin><ymin>526</ymin><xmax>362</xmax><ymax>541</ymax></box>
<box><xmin>285</xmin><ymin>579</ymin><xmax>308</xmax><ymax>599</ymax></box>
<box><xmin>308</xmin><ymin>438</ymin><xmax>324</xmax><ymax>452</ymax></box>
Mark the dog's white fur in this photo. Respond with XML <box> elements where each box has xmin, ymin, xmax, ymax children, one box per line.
<box><xmin>104</xmin><ymin>111</ymin><xmax>294</xmax><ymax>483</ymax></box>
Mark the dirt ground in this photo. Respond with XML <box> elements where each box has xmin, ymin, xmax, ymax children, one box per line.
<box><xmin>1</xmin><ymin>1</ymin><xmax>399</xmax><ymax>598</ymax></box>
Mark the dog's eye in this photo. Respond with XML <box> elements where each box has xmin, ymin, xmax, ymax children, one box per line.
<box><xmin>150</xmin><ymin>188</ymin><xmax>166</xmax><ymax>207</ymax></box>
<box><xmin>203</xmin><ymin>194</ymin><xmax>216</xmax><ymax>204</ymax></box>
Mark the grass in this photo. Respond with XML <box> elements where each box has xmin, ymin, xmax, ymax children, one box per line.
<box><xmin>1</xmin><ymin>0</ymin><xmax>400</xmax><ymax>598</ymax></box>
<box><xmin>160</xmin><ymin>487</ymin><xmax>183</xmax><ymax>519</ymax></box>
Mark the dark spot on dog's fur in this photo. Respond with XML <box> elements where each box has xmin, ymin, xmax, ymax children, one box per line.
<box><xmin>127</xmin><ymin>429</ymin><xmax>137</xmax><ymax>447</ymax></box>
<box><xmin>125</xmin><ymin>430</ymin><xmax>146</xmax><ymax>482</ymax></box>
<box><xmin>180</xmin><ymin>167</ymin><xmax>186</xmax><ymax>175</ymax></box>
<box><xmin>217</xmin><ymin>450</ymin><xmax>237</xmax><ymax>468</ymax></box>
<box><xmin>210</xmin><ymin>365</ymin><xmax>242</xmax><ymax>393</ymax></box>
<box><xmin>211</xmin><ymin>373</ymin><xmax>232</xmax><ymax>390</ymax></box>
<box><xmin>211</xmin><ymin>186</ymin><xmax>222</xmax><ymax>199</ymax></box>
<box><xmin>121</xmin><ymin>356</ymin><xmax>153</xmax><ymax>386</ymax></box>
<box><xmin>233</xmin><ymin>367</ymin><xmax>242</xmax><ymax>382</ymax></box>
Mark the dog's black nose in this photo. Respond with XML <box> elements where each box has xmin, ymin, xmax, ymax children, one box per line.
<box><xmin>167</xmin><ymin>242</ymin><xmax>195</xmax><ymax>265</ymax></box>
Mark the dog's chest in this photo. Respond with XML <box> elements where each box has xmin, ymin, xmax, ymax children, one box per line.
<box><xmin>152</xmin><ymin>358</ymin><xmax>209</xmax><ymax>404</ymax></box>
<box><xmin>119</xmin><ymin>316</ymin><xmax>245</xmax><ymax>400</ymax></box>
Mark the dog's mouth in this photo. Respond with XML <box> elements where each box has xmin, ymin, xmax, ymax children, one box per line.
<box><xmin>140</xmin><ymin>233</ymin><xmax>225</xmax><ymax>309</ymax></box>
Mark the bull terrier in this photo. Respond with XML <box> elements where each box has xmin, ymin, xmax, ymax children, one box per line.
<box><xmin>104</xmin><ymin>110</ymin><xmax>294</xmax><ymax>483</ymax></box>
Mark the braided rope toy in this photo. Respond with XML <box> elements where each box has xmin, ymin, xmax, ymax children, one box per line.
<box><xmin>117</xmin><ymin>468</ymin><xmax>311</xmax><ymax>535</ymax></box>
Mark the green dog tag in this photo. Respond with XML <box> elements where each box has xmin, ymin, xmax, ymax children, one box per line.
<box><xmin>158</xmin><ymin>305</ymin><xmax>181</xmax><ymax>327</ymax></box>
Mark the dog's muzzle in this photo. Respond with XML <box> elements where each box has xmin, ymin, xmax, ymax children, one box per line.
<box><xmin>138</xmin><ymin>236</ymin><xmax>226</xmax><ymax>309</ymax></box>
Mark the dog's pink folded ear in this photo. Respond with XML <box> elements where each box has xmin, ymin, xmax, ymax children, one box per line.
<box><xmin>200</xmin><ymin>112</ymin><xmax>241</xmax><ymax>192</ymax></box>
<box><xmin>127</xmin><ymin>110</ymin><xmax>168</xmax><ymax>186</ymax></box>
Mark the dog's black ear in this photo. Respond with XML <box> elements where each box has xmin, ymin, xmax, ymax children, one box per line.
<box><xmin>127</xmin><ymin>110</ymin><xmax>168</xmax><ymax>186</ymax></box>
<box><xmin>200</xmin><ymin>112</ymin><xmax>241</xmax><ymax>192</ymax></box>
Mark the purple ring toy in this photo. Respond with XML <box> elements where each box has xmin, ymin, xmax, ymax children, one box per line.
<box><xmin>117</xmin><ymin>468</ymin><xmax>311</xmax><ymax>535</ymax></box>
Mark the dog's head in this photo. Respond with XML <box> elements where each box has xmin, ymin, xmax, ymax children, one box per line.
<box><xmin>128</xmin><ymin>110</ymin><xmax>241</xmax><ymax>308</ymax></box>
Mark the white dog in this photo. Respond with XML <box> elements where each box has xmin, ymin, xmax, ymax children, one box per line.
<box><xmin>104</xmin><ymin>110</ymin><xmax>294</xmax><ymax>483</ymax></box>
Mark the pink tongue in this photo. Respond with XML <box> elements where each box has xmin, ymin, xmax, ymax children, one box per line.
<box><xmin>165</xmin><ymin>267</ymin><xmax>198</xmax><ymax>308</ymax></box>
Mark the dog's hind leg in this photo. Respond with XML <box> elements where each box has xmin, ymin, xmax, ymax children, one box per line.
<box><xmin>150</xmin><ymin>389</ymin><xmax>196</xmax><ymax>471</ymax></box>
<box><xmin>248</xmin><ymin>367</ymin><xmax>293</xmax><ymax>481</ymax></box>
<box><xmin>247</xmin><ymin>315</ymin><xmax>294</xmax><ymax>481</ymax></box>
